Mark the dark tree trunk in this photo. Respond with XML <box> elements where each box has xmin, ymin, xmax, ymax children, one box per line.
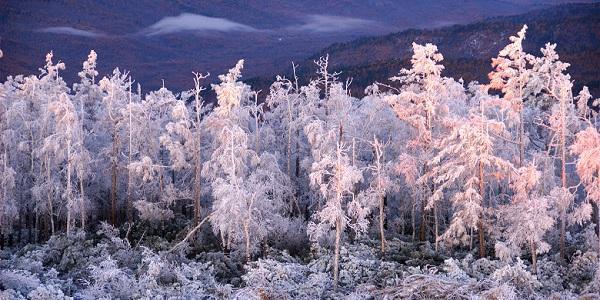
<box><xmin>419</xmin><ymin>201</ymin><xmax>427</xmax><ymax>242</ymax></box>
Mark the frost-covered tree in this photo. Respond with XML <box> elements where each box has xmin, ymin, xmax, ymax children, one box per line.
<box><xmin>17</xmin><ymin>51</ymin><xmax>71</xmax><ymax>237</ymax></box>
<box><xmin>211</xmin><ymin>60</ymin><xmax>250</xmax><ymax>117</ymax></box>
<box><xmin>160</xmin><ymin>72</ymin><xmax>210</xmax><ymax>225</ymax></box>
<box><xmin>43</xmin><ymin>93</ymin><xmax>88</xmax><ymax>234</ymax></box>
<box><xmin>0</xmin><ymin>83</ymin><xmax>17</xmax><ymax>235</ymax></box>
<box><xmin>488</xmin><ymin>25</ymin><xmax>533</xmax><ymax>167</ymax></box>
<box><xmin>98</xmin><ymin>69</ymin><xmax>131</xmax><ymax>225</ymax></box>
<box><xmin>191</xmin><ymin>73</ymin><xmax>210</xmax><ymax>225</ymax></box>
<box><xmin>307</xmin><ymin>138</ymin><xmax>362</xmax><ymax>288</ymax></box>
<box><xmin>576</xmin><ymin>86</ymin><xmax>593</xmax><ymax>119</ymax></box>
<box><xmin>265</xmin><ymin>72</ymin><xmax>307</xmax><ymax>215</ymax></box>
<box><xmin>571</xmin><ymin>126</ymin><xmax>600</xmax><ymax>252</ymax></box>
<box><xmin>384</xmin><ymin>42</ymin><xmax>465</xmax><ymax>248</ymax></box>
<box><xmin>130</xmin><ymin>84</ymin><xmax>179</xmax><ymax>222</ymax></box>
<box><xmin>496</xmin><ymin>163</ymin><xmax>554</xmax><ymax>274</ymax></box>
<box><xmin>428</xmin><ymin>85</ymin><xmax>511</xmax><ymax>257</ymax></box>
<box><xmin>357</xmin><ymin>137</ymin><xmax>395</xmax><ymax>254</ymax></box>
<box><xmin>314</xmin><ymin>55</ymin><xmax>341</xmax><ymax>111</ymax></box>
<box><xmin>304</xmin><ymin>61</ymin><xmax>365</xmax><ymax>288</ymax></box>
<box><xmin>530</xmin><ymin>43</ymin><xmax>582</xmax><ymax>260</ymax></box>
<box><xmin>205</xmin><ymin>123</ymin><xmax>256</xmax><ymax>250</ymax></box>
<box><xmin>266</xmin><ymin>71</ymin><xmax>302</xmax><ymax>180</ymax></box>
<box><xmin>204</xmin><ymin>60</ymin><xmax>290</xmax><ymax>259</ymax></box>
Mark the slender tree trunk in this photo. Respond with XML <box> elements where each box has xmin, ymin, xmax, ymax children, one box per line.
<box><xmin>478</xmin><ymin>161</ymin><xmax>486</xmax><ymax>258</ymax></box>
<box><xmin>333</xmin><ymin>217</ymin><xmax>342</xmax><ymax>290</ymax></box>
<box><xmin>46</xmin><ymin>154</ymin><xmax>54</xmax><ymax>235</ymax></box>
<box><xmin>530</xmin><ymin>239</ymin><xmax>537</xmax><ymax>274</ymax></box>
<box><xmin>35</xmin><ymin>205</ymin><xmax>39</xmax><ymax>243</ymax></box>
<box><xmin>333</xmin><ymin>141</ymin><xmax>343</xmax><ymax>290</ymax></box>
<box><xmin>66</xmin><ymin>138</ymin><xmax>72</xmax><ymax>235</ymax></box>
<box><xmin>127</xmin><ymin>81</ymin><xmax>133</xmax><ymax>224</ymax></box>
<box><xmin>352</xmin><ymin>138</ymin><xmax>356</xmax><ymax>166</ymax></box>
<box><xmin>79</xmin><ymin>179</ymin><xmax>86</xmax><ymax>230</ymax></box>
<box><xmin>227</xmin><ymin>229</ymin><xmax>233</xmax><ymax>250</ymax></box>
<box><xmin>469</xmin><ymin>227</ymin><xmax>473</xmax><ymax>251</ymax></box>
<box><xmin>286</xmin><ymin>104</ymin><xmax>293</xmax><ymax>179</ymax></box>
<box><xmin>411</xmin><ymin>200</ymin><xmax>416</xmax><ymax>241</ymax></box>
<box><xmin>518</xmin><ymin>64</ymin><xmax>525</xmax><ymax>168</ymax></box>
<box><xmin>518</xmin><ymin>106</ymin><xmax>525</xmax><ymax>167</ymax></box>
<box><xmin>477</xmin><ymin>219</ymin><xmax>485</xmax><ymax>258</ymax></box>
<box><xmin>434</xmin><ymin>203</ymin><xmax>439</xmax><ymax>253</ymax></box>
<box><xmin>243</xmin><ymin>221</ymin><xmax>251</xmax><ymax>262</ymax></box>
<box><xmin>559</xmin><ymin>92</ymin><xmax>568</xmax><ymax>261</ymax></box>
<box><xmin>194</xmin><ymin>88</ymin><xmax>203</xmax><ymax>226</ymax></box>
<box><xmin>220</xmin><ymin>230</ymin><xmax>226</xmax><ymax>251</ymax></box>
<box><xmin>80</xmin><ymin>89</ymin><xmax>88</xmax><ymax>230</ymax></box>
<box><xmin>17</xmin><ymin>205</ymin><xmax>22</xmax><ymax>245</ymax></box>
<box><xmin>27</xmin><ymin>207</ymin><xmax>32</xmax><ymax>243</ymax></box>
<box><xmin>419</xmin><ymin>200</ymin><xmax>427</xmax><ymax>242</ymax></box>
<box><xmin>111</xmin><ymin>130</ymin><xmax>118</xmax><ymax>226</ymax></box>
<box><xmin>295</xmin><ymin>128</ymin><xmax>300</xmax><ymax>178</ymax></box>
<box><xmin>597</xmin><ymin>205</ymin><xmax>600</xmax><ymax>254</ymax></box>
<box><xmin>379</xmin><ymin>193</ymin><xmax>386</xmax><ymax>254</ymax></box>
<box><xmin>421</xmin><ymin>108</ymin><xmax>433</xmax><ymax>243</ymax></box>
<box><xmin>244</xmin><ymin>196</ymin><xmax>255</xmax><ymax>262</ymax></box>
<box><xmin>254</xmin><ymin>115</ymin><xmax>260</xmax><ymax>154</ymax></box>
<box><xmin>479</xmin><ymin>99</ymin><xmax>487</xmax><ymax>258</ymax></box>
<box><xmin>193</xmin><ymin>163</ymin><xmax>201</xmax><ymax>225</ymax></box>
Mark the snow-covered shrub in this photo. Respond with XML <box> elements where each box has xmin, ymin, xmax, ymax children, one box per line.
<box><xmin>27</xmin><ymin>284</ymin><xmax>70</xmax><ymax>300</ymax></box>
<box><xmin>0</xmin><ymin>251</ymin><xmax>72</xmax><ymax>298</ymax></box>
<box><xmin>77</xmin><ymin>244</ymin><xmax>223</xmax><ymax>299</ymax></box>
<box><xmin>479</xmin><ymin>283</ymin><xmax>518</xmax><ymax>300</ymax></box>
<box><xmin>78</xmin><ymin>255</ymin><xmax>136</xmax><ymax>299</ymax></box>
<box><xmin>268</xmin><ymin>216</ymin><xmax>309</xmax><ymax>256</ymax></box>
<box><xmin>0</xmin><ymin>269</ymin><xmax>40</xmax><ymax>296</ymax></box>
<box><xmin>536</xmin><ymin>257</ymin><xmax>566</xmax><ymax>293</ymax></box>
<box><xmin>40</xmin><ymin>230</ymin><xmax>90</xmax><ymax>274</ymax></box>
<box><xmin>133</xmin><ymin>199</ymin><xmax>175</xmax><ymax>222</ymax></box>
<box><xmin>580</xmin><ymin>224</ymin><xmax>599</xmax><ymax>253</ymax></box>
<box><xmin>582</xmin><ymin>265</ymin><xmax>600</xmax><ymax>294</ymax></box>
<box><xmin>238</xmin><ymin>258</ymin><xmax>331</xmax><ymax>299</ymax></box>
<box><xmin>567</xmin><ymin>250</ymin><xmax>598</xmax><ymax>291</ymax></box>
<box><xmin>306</xmin><ymin>242</ymin><xmax>405</xmax><ymax>289</ymax></box>
<box><xmin>195</xmin><ymin>251</ymin><xmax>244</xmax><ymax>285</ymax></box>
<box><xmin>0</xmin><ymin>289</ymin><xmax>26</xmax><ymax>300</ymax></box>
<box><xmin>336</xmin><ymin>245</ymin><xmax>381</xmax><ymax>287</ymax></box>
<box><xmin>374</xmin><ymin>273</ymin><xmax>477</xmax><ymax>299</ymax></box>
<box><xmin>470</xmin><ymin>257</ymin><xmax>501</xmax><ymax>280</ymax></box>
<box><xmin>490</xmin><ymin>258</ymin><xmax>541</xmax><ymax>296</ymax></box>
<box><xmin>442</xmin><ymin>258</ymin><xmax>470</xmax><ymax>280</ymax></box>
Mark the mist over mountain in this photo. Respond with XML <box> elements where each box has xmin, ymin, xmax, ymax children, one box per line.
<box><xmin>1</xmin><ymin>0</ymin><xmax>595</xmax><ymax>92</ymax></box>
<box><xmin>247</xmin><ymin>2</ymin><xmax>600</xmax><ymax>97</ymax></box>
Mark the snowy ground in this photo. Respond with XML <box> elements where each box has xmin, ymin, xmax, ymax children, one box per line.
<box><xmin>1</xmin><ymin>222</ymin><xmax>599</xmax><ymax>299</ymax></box>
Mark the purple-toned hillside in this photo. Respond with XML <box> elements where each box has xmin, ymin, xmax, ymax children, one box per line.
<box><xmin>1</xmin><ymin>0</ymin><xmax>594</xmax><ymax>91</ymax></box>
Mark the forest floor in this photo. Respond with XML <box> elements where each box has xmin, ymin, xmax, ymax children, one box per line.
<box><xmin>0</xmin><ymin>220</ymin><xmax>599</xmax><ymax>299</ymax></box>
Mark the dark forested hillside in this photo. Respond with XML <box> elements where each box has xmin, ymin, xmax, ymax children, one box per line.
<box><xmin>249</xmin><ymin>3</ymin><xmax>600</xmax><ymax>96</ymax></box>
<box><xmin>1</xmin><ymin>0</ymin><xmax>595</xmax><ymax>92</ymax></box>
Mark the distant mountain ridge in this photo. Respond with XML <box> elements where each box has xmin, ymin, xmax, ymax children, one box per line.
<box><xmin>1</xmin><ymin>0</ymin><xmax>596</xmax><ymax>92</ymax></box>
<box><xmin>248</xmin><ymin>2</ymin><xmax>600</xmax><ymax>97</ymax></box>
